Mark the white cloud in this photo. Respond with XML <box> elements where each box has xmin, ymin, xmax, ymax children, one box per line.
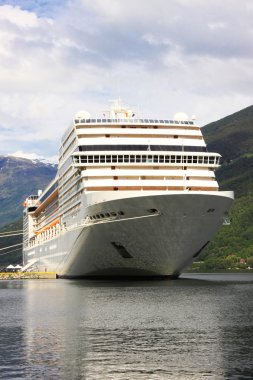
<box><xmin>0</xmin><ymin>0</ymin><xmax>252</xmax><ymax>159</ymax></box>
<box><xmin>0</xmin><ymin>4</ymin><xmax>38</xmax><ymax>27</ymax></box>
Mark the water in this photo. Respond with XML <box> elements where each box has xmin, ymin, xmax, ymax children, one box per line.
<box><xmin>0</xmin><ymin>273</ymin><xmax>253</xmax><ymax>380</ymax></box>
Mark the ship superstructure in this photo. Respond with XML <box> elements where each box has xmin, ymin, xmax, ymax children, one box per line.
<box><xmin>22</xmin><ymin>100</ymin><xmax>234</xmax><ymax>277</ymax></box>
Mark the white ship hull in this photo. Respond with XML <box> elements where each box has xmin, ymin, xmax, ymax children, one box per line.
<box><xmin>23</xmin><ymin>191</ymin><xmax>233</xmax><ymax>278</ymax></box>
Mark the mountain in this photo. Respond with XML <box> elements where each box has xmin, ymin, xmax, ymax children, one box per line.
<box><xmin>202</xmin><ymin>105</ymin><xmax>253</xmax><ymax>162</ymax></box>
<box><xmin>0</xmin><ymin>156</ymin><xmax>57</xmax><ymax>228</ymax></box>
<box><xmin>0</xmin><ymin>220</ymin><xmax>23</xmax><ymax>268</ymax></box>
<box><xmin>196</xmin><ymin>105</ymin><xmax>253</xmax><ymax>270</ymax></box>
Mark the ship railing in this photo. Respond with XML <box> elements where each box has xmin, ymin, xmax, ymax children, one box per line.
<box><xmin>74</xmin><ymin>118</ymin><xmax>195</xmax><ymax>126</ymax></box>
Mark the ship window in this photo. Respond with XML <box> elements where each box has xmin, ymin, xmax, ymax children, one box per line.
<box><xmin>193</xmin><ymin>156</ymin><xmax>198</xmax><ymax>163</ymax></box>
<box><xmin>170</xmin><ymin>156</ymin><xmax>175</xmax><ymax>163</ymax></box>
<box><xmin>118</xmin><ymin>155</ymin><xmax>123</xmax><ymax>162</ymax></box>
<box><xmin>209</xmin><ymin>157</ymin><xmax>215</xmax><ymax>164</ymax></box>
<box><xmin>100</xmin><ymin>213</ymin><xmax>105</xmax><ymax>218</ymax></box>
<box><xmin>111</xmin><ymin>212</ymin><xmax>117</xmax><ymax>216</ymax></box>
<box><xmin>94</xmin><ymin>156</ymin><xmax>99</xmax><ymax>163</ymax></box>
<box><xmin>105</xmin><ymin>213</ymin><xmax>110</xmax><ymax>217</ymax></box>
<box><xmin>96</xmin><ymin>215</ymin><xmax>101</xmax><ymax>219</ymax></box>
<box><xmin>136</xmin><ymin>155</ymin><xmax>141</xmax><ymax>162</ymax></box>
<box><xmin>130</xmin><ymin>155</ymin><xmax>135</xmax><ymax>163</ymax></box>
<box><xmin>176</xmin><ymin>156</ymin><xmax>181</xmax><ymax>163</ymax></box>
<box><xmin>159</xmin><ymin>156</ymin><xmax>164</xmax><ymax>163</ymax></box>
<box><xmin>112</xmin><ymin>155</ymin><xmax>117</xmax><ymax>163</ymax></box>
<box><xmin>88</xmin><ymin>156</ymin><xmax>93</xmax><ymax>163</ymax></box>
<box><xmin>154</xmin><ymin>155</ymin><xmax>159</xmax><ymax>163</ymax></box>
<box><xmin>100</xmin><ymin>156</ymin><xmax>105</xmax><ymax>163</ymax></box>
<box><xmin>204</xmin><ymin>157</ymin><xmax>209</xmax><ymax>164</ymax></box>
<box><xmin>114</xmin><ymin>187</ymin><xmax>118</xmax><ymax>191</ymax></box>
<box><xmin>118</xmin><ymin>211</ymin><xmax>125</xmax><ymax>215</ymax></box>
<box><xmin>106</xmin><ymin>156</ymin><xmax>111</xmax><ymax>163</ymax></box>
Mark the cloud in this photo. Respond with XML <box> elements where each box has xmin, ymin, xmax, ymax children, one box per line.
<box><xmin>0</xmin><ymin>0</ymin><xmax>252</xmax><ymax>158</ymax></box>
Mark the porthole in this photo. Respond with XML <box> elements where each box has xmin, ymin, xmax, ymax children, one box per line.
<box><xmin>148</xmin><ymin>208</ymin><xmax>158</xmax><ymax>214</ymax></box>
<box><xmin>118</xmin><ymin>211</ymin><xmax>125</xmax><ymax>215</ymax></box>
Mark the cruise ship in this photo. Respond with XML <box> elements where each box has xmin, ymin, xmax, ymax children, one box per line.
<box><xmin>22</xmin><ymin>100</ymin><xmax>234</xmax><ymax>278</ymax></box>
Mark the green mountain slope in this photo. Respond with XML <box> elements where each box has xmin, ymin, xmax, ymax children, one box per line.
<box><xmin>202</xmin><ymin>105</ymin><xmax>253</xmax><ymax>162</ymax></box>
<box><xmin>196</xmin><ymin>105</ymin><xmax>253</xmax><ymax>270</ymax></box>
<box><xmin>0</xmin><ymin>220</ymin><xmax>23</xmax><ymax>268</ymax></box>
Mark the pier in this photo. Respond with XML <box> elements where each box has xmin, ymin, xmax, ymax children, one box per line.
<box><xmin>0</xmin><ymin>272</ymin><xmax>57</xmax><ymax>280</ymax></box>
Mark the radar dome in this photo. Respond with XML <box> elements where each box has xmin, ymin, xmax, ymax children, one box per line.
<box><xmin>74</xmin><ymin>110</ymin><xmax>91</xmax><ymax>120</ymax></box>
<box><xmin>173</xmin><ymin>112</ymin><xmax>189</xmax><ymax>121</ymax></box>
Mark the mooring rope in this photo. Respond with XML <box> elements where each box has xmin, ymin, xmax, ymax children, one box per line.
<box><xmin>0</xmin><ymin>242</ymin><xmax>23</xmax><ymax>252</ymax></box>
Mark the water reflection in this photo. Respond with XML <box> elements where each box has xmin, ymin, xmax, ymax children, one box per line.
<box><xmin>0</xmin><ymin>274</ymin><xmax>252</xmax><ymax>379</ymax></box>
<box><xmin>23</xmin><ymin>280</ymin><xmax>86</xmax><ymax>379</ymax></box>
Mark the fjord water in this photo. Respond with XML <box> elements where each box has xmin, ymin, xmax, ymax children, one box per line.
<box><xmin>0</xmin><ymin>274</ymin><xmax>253</xmax><ymax>380</ymax></box>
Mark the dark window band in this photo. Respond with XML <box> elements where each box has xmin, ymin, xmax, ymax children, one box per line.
<box><xmin>79</xmin><ymin>145</ymin><xmax>207</xmax><ymax>152</ymax></box>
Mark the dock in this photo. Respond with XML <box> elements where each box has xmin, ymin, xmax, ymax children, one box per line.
<box><xmin>0</xmin><ymin>272</ymin><xmax>57</xmax><ymax>280</ymax></box>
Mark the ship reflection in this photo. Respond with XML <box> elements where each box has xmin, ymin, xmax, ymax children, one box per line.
<box><xmin>23</xmin><ymin>280</ymin><xmax>87</xmax><ymax>379</ymax></box>
<box><xmin>4</xmin><ymin>274</ymin><xmax>252</xmax><ymax>380</ymax></box>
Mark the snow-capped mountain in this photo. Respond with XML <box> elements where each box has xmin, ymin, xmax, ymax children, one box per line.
<box><xmin>0</xmin><ymin>155</ymin><xmax>57</xmax><ymax>227</ymax></box>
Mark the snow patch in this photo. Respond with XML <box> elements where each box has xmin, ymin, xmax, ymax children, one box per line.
<box><xmin>8</xmin><ymin>151</ymin><xmax>58</xmax><ymax>165</ymax></box>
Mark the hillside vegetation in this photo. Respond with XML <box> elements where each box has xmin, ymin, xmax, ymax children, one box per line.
<box><xmin>195</xmin><ymin>105</ymin><xmax>253</xmax><ymax>271</ymax></box>
<box><xmin>202</xmin><ymin>105</ymin><xmax>253</xmax><ymax>162</ymax></box>
<box><xmin>0</xmin><ymin>220</ymin><xmax>22</xmax><ymax>268</ymax></box>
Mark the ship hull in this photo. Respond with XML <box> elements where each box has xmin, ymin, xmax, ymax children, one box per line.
<box><xmin>23</xmin><ymin>191</ymin><xmax>233</xmax><ymax>278</ymax></box>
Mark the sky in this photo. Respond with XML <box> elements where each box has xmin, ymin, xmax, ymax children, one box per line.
<box><xmin>0</xmin><ymin>0</ymin><xmax>253</xmax><ymax>161</ymax></box>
